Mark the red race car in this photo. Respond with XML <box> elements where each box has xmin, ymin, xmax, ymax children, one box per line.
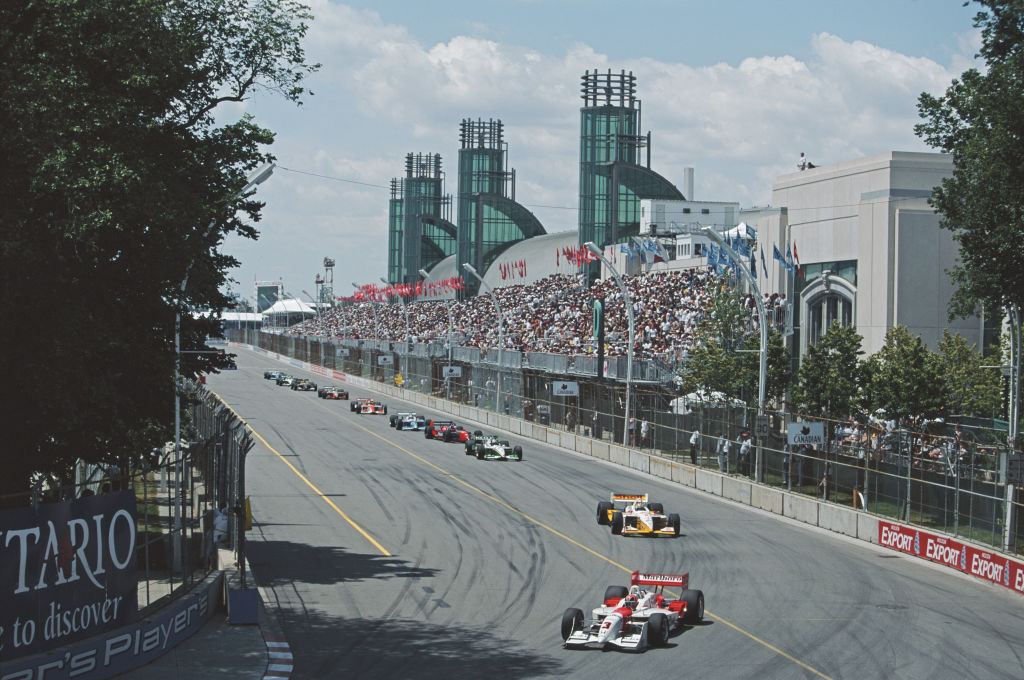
<box><xmin>425</xmin><ymin>421</ymin><xmax>472</xmax><ymax>442</ymax></box>
<box><xmin>358</xmin><ymin>399</ymin><xmax>388</xmax><ymax>415</ymax></box>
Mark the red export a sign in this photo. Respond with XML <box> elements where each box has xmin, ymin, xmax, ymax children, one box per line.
<box><xmin>878</xmin><ymin>521</ymin><xmax>1024</xmax><ymax>595</ymax></box>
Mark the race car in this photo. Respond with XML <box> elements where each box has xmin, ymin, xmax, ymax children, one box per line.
<box><xmin>390</xmin><ymin>412</ymin><xmax>427</xmax><ymax>430</ymax></box>
<box><xmin>561</xmin><ymin>571</ymin><xmax>705</xmax><ymax>651</ymax></box>
<box><xmin>596</xmin><ymin>493</ymin><xmax>680</xmax><ymax>537</ymax></box>
<box><xmin>276</xmin><ymin>375</ymin><xmax>295</xmax><ymax>387</ymax></box>
<box><xmin>464</xmin><ymin>434</ymin><xmax>523</xmax><ymax>461</ymax></box>
<box><xmin>319</xmin><ymin>386</ymin><xmax>349</xmax><ymax>400</ymax></box>
<box><xmin>358</xmin><ymin>399</ymin><xmax>388</xmax><ymax>415</ymax></box>
<box><xmin>291</xmin><ymin>378</ymin><xmax>317</xmax><ymax>391</ymax></box>
<box><xmin>264</xmin><ymin>370</ymin><xmax>282</xmax><ymax>380</ymax></box>
<box><xmin>424</xmin><ymin>421</ymin><xmax>472</xmax><ymax>442</ymax></box>
<box><xmin>350</xmin><ymin>397</ymin><xmax>372</xmax><ymax>412</ymax></box>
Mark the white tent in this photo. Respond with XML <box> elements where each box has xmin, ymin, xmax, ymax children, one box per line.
<box><xmin>722</xmin><ymin>222</ymin><xmax>755</xmax><ymax>240</ymax></box>
<box><xmin>670</xmin><ymin>390</ymin><xmax>746</xmax><ymax>414</ymax></box>
<box><xmin>263</xmin><ymin>298</ymin><xmax>315</xmax><ymax>315</ymax></box>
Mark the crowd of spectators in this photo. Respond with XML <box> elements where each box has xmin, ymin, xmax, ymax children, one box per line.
<box><xmin>285</xmin><ymin>268</ymin><xmax>725</xmax><ymax>361</ymax></box>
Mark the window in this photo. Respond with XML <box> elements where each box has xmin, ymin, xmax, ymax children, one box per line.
<box><xmin>683</xmin><ymin>208</ymin><xmax>691</xmax><ymax>214</ymax></box>
<box><xmin>701</xmin><ymin>208</ymin><xmax>710</xmax><ymax>215</ymax></box>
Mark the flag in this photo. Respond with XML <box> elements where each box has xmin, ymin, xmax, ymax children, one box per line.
<box><xmin>773</xmin><ymin>244</ymin><xmax>794</xmax><ymax>276</ymax></box>
<box><xmin>760</xmin><ymin>247</ymin><xmax>768</xmax><ymax>278</ymax></box>
<box><xmin>745</xmin><ymin>223</ymin><xmax>757</xmax><ymax>240</ymax></box>
<box><xmin>653</xmin><ymin>238</ymin><xmax>669</xmax><ymax>263</ymax></box>
<box><xmin>792</xmin><ymin>240</ymin><xmax>801</xmax><ymax>275</ymax></box>
<box><xmin>750</xmin><ymin>251</ymin><xmax>757</xmax><ymax>280</ymax></box>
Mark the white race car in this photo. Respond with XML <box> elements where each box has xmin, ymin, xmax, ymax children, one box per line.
<box><xmin>561</xmin><ymin>571</ymin><xmax>705</xmax><ymax>651</ymax></box>
<box><xmin>390</xmin><ymin>412</ymin><xmax>427</xmax><ymax>430</ymax></box>
<box><xmin>464</xmin><ymin>434</ymin><xmax>523</xmax><ymax>461</ymax></box>
<box><xmin>596</xmin><ymin>493</ymin><xmax>680</xmax><ymax>537</ymax></box>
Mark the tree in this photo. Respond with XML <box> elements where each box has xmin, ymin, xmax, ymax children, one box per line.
<box><xmin>934</xmin><ymin>329</ymin><xmax>1002</xmax><ymax>418</ymax></box>
<box><xmin>791</xmin><ymin>322</ymin><xmax>866</xmax><ymax>421</ymax></box>
<box><xmin>0</xmin><ymin>0</ymin><xmax>318</xmax><ymax>499</ymax></box>
<box><xmin>736</xmin><ymin>328</ymin><xmax>792</xmax><ymax>408</ymax></box>
<box><xmin>868</xmin><ymin>326</ymin><xmax>945</xmax><ymax>422</ymax></box>
<box><xmin>915</xmin><ymin>1</ymin><xmax>1024</xmax><ymax>318</ymax></box>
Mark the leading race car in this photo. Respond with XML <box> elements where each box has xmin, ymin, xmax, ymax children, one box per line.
<box><xmin>390</xmin><ymin>412</ymin><xmax>427</xmax><ymax>430</ymax></box>
<box><xmin>464</xmin><ymin>434</ymin><xmax>523</xmax><ymax>461</ymax></box>
<box><xmin>596</xmin><ymin>493</ymin><xmax>680</xmax><ymax>537</ymax></box>
<box><xmin>561</xmin><ymin>571</ymin><xmax>705</xmax><ymax>651</ymax></box>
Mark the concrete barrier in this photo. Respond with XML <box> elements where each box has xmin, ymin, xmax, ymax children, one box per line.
<box><xmin>695</xmin><ymin>469</ymin><xmax>723</xmax><ymax>496</ymax></box>
<box><xmin>818</xmin><ymin>502</ymin><xmax>859</xmax><ymax>538</ymax></box>
<box><xmin>561</xmin><ymin>433</ymin><xmax>578</xmax><ymax>450</ymax></box>
<box><xmin>609</xmin><ymin>447</ymin><xmax>630</xmax><ymax>467</ymax></box>
<box><xmin>650</xmin><ymin>457</ymin><xmax>677</xmax><ymax>483</ymax></box>
<box><xmin>721</xmin><ymin>476</ymin><xmax>751</xmax><ymax>505</ymax></box>
<box><xmin>591</xmin><ymin>441</ymin><xmax>611</xmax><ymax>461</ymax></box>
<box><xmin>751</xmin><ymin>485</ymin><xmax>784</xmax><ymax>514</ymax></box>
<box><xmin>575</xmin><ymin>437</ymin><xmax>592</xmax><ymax>457</ymax></box>
<box><xmin>857</xmin><ymin>513</ymin><xmax>880</xmax><ymax>543</ymax></box>
<box><xmin>629</xmin><ymin>450</ymin><xmax>650</xmax><ymax>475</ymax></box>
<box><xmin>672</xmin><ymin>464</ymin><xmax>696</xmax><ymax>487</ymax></box>
<box><xmin>784</xmin><ymin>493</ymin><xmax>819</xmax><ymax>525</ymax></box>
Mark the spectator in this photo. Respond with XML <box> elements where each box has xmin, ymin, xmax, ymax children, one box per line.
<box><xmin>566</xmin><ymin>408</ymin><xmax>577</xmax><ymax>433</ymax></box>
<box><xmin>640</xmin><ymin>419</ymin><xmax>650</xmax><ymax>448</ymax></box>
<box><xmin>213</xmin><ymin>502</ymin><xmax>229</xmax><ymax>545</ymax></box>
<box><xmin>689</xmin><ymin>429</ymin><xmax>701</xmax><ymax>465</ymax></box>
<box><xmin>738</xmin><ymin>432</ymin><xmax>751</xmax><ymax>476</ymax></box>
<box><xmin>717</xmin><ymin>437</ymin><xmax>731</xmax><ymax>473</ymax></box>
<box><xmin>628</xmin><ymin>417</ymin><xmax>636</xmax><ymax>446</ymax></box>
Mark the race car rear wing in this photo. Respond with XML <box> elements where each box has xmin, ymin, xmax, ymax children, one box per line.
<box><xmin>610</xmin><ymin>492</ymin><xmax>648</xmax><ymax>503</ymax></box>
<box><xmin>630</xmin><ymin>570</ymin><xmax>689</xmax><ymax>590</ymax></box>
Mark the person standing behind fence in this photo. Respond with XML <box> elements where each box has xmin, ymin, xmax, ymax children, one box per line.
<box><xmin>566</xmin><ymin>408</ymin><xmax>577</xmax><ymax>433</ymax></box>
<box><xmin>689</xmin><ymin>429</ymin><xmax>701</xmax><ymax>465</ymax></box>
<box><xmin>628</xmin><ymin>417</ymin><xmax>636</xmax><ymax>446</ymax></box>
<box><xmin>738</xmin><ymin>432</ymin><xmax>751</xmax><ymax>476</ymax></box>
<box><xmin>717</xmin><ymin>437</ymin><xmax>731</xmax><ymax>473</ymax></box>
<box><xmin>640</xmin><ymin>419</ymin><xmax>650</xmax><ymax>448</ymax></box>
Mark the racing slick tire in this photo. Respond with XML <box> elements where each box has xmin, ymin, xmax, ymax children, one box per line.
<box><xmin>649</xmin><ymin>502</ymin><xmax>664</xmax><ymax>514</ymax></box>
<box><xmin>648</xmin><ymin>613</ymin><xmax>670</xmax><ymax>647</ymax></box>
<box><xmin>596</xmin><ymin>501</ymin><xmax>613</xmax><ymax>525</ymax></box>
<box><xmin>500</xmin><ymin>440</ymin><xmax>510</xmax><ymax>447</ymax></box>
<box><xmin>465</xmin><ymin>439</ymin><xmax>475</xmax><ymax>454</ymax></box>
<box><xmin>476</xmin><ymin>448</ymin><xmax>485</xmax><ymax>460</ymax></box>
<box><xmin>473</xmin><ymin>430</ymin><xmax>483</xmax><ymax>437</ymax></box>
<box><xmin>681</xmin><ymin>589</ymin><xmax>705</xmax><ymax>624</ymax></box>
<box><xmin>513</xmin><ymin>445</ymin><xmax>523</xmax><ymax>461</ymax></box>
<box><xmin>382</xmin><ymin>405</ymin><xmax>388</xmax><ymax>415</ymax></box>
<box><xmin>610</xmin><ymin>511</ymin><xmax>624</xmax><ymax>535</ymax></box>
<box><xmin>602</xmin><ymin>585</ymin><xmax>628</xmax><ymax>602</ymax></box>
<box><xmin>425</xmin><ymin>429</ymin><xmax>433</xmax><ymax>439</ymax></box>
<box><xmin>561</xmin><ymin>608</ymin><xmax>584</xmax><ymax>642</ymax></box>
<box><xmin>669</xmin><ymin>513</ymin><xmax>681</xmax><ymax>537</ymax></box>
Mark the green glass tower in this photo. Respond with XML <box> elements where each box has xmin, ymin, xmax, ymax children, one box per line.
<box><xmin>456</xmin><ymin>118</ymin><xmax>545</xmax><ymax>297</ymax></box>
<box><xmin>578</xmin><ymin>70</ymin><xmax>683</xmax><ymax>279</ymax></box>
<box><xmin>386</xmin><ymin>153</ymin><xmax>456</xmax><ymax>285</ymax></box>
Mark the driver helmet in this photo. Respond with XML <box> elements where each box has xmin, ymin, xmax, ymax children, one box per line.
<box><xmin>625</xmin><ymin>594</ymin><xmax>639</xmax><ymax>609</ymax></box>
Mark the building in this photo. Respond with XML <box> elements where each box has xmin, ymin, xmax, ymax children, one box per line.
<box><xmin>758</xmin><ymin>151</ymin><xmax>989</xmax><ymax>357</ymax></box>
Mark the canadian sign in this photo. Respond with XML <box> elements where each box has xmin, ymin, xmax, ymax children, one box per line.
<box><xmin>442</xmin><ymin>366</ymin><xmax>462</xmax><ymax>378</ymax></box>
<box><xmin>376</xmin><ymin>355</ymin><xmax>393</xmax><ymax>366</ymax></box>
<box><xmin>552</xmin><ymin>381</ymin><xmax>579</xmax><ymax>396</ymax></box>
<box><xmin>787</xmin><ymin>422</ymin><xmax>824</xmax><ymax>447</ymax></box>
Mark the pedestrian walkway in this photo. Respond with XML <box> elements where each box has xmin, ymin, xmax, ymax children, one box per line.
<box><xmin>115</xmin><ymin>550</ymin><xmax>291</xmax><ymax>680</ymax></box>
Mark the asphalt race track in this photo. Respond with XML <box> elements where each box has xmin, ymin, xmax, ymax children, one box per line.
<box><xmin>206</xmin><ymin>352</ymin><xmax>1024</xmax><ymax>680</ymax></box>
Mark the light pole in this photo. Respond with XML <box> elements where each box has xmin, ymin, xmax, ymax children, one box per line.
<box><xmin>702</xmin><ymin>226</ymin><xmax>768</xmax><ymax>482</ymax></box>
<box><xmin>174</xmin><ymin>163</ymin><xmax>274</xmax><ymax>571</ymax></box>
<box><xmin>585</xmin><ymin>242</ymin><xmax>634</xmax><ymax>447</ymax></box>
<box><xmin>420</xmin><ymin>268</ymin><xmax>454</xmax><ymax>399</ymax></box>
<box><xmin>463</xmin><ymin>263</ymin><xmax>503</xmax><ymax>412</ymax></box>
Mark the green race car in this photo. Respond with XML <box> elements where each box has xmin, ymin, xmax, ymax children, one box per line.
<box><xmin>464</xmin><ymin>434</ymin><xmax>523</xmax><ymax>461</ymax></box>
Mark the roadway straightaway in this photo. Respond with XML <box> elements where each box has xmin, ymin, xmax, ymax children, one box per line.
<box><xmin>207</xmin><ymin>354</ymin><xmax>1024</xmax><ymax>679</ymax></box>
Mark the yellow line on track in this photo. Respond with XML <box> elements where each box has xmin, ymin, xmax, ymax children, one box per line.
<box><xmin>212</xmin><ymin>394</ymin><xmax>391</xmax><ymax>557</ymax></box>
<box><xmin>219</xmin><ymin>383</ymin><xmax>833</xmax><ymax>679</ymax></box>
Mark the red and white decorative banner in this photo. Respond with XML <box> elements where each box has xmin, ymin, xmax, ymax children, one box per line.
<box><xmin>499</xmin><ymin>259</ymin><xmax>527</xmax><ymax>280</ymax></box>
<box><xmin>878</xmin><ymin>521</ymin><xmax>1024</xmax><ymax>594</ymax></box>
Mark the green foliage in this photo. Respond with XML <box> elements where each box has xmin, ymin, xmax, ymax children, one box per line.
<box><xmin>915</xmin><ymin>1</ymin><xmax>1024</xmax><ymax>317</ymax></box>
<box><xmin>934</xmin><ymin>329</ymin><xmax>1002</xmax><ymax>418</ymax></box>
<box><xmin>679</xmin><ymin>282</ymin><xmax>791</xmax><ymax>406</ymax></box>
<box><xmin>791</xmin><ymin>322</ymin><xmax>866</xmax><ymax>420</ymax></box>
<box><xmin>868</xmin><ymin>326</ymin><xmax>945</xmax><ymax>421</ymax></box>
<box><xmin>0</xmin><ymin>0</ymin><xmax>317</xmax><ymax>498</ymax></box>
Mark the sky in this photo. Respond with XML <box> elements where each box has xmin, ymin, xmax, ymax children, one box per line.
<box><xmin>220</xmin><ymin>0</ymin><xmax>982</xmax><ymax>304</ymax></box>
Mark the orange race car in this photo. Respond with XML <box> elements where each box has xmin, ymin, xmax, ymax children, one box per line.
<box><xmin>358</xmin><ymin>399</ymin><xmax>387</xmax><ymax>415</ymax></box>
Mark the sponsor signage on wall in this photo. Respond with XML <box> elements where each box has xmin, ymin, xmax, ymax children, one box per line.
<box><xmin>0</xmin><ymin>492</ymin><xmax>138</xmax><ymax>662</ymax></box>
<box><xmin>377</xmin><ymin>356</ymin><xmax>393</xmax><ymax>366</ymax></box>
<box><xmin>552</xmin><ymin>381</ymin><xmax>579</xmax><ymax>397</ymax></box>
<box><xmin>878</xmin><ymin>521</ymin><xmax>1024</xmax><ymax>594</ymax></box>
<box><xmin>787</xmin><ymin>422</ymin><xmax>824</xmax><ymax>447</ymax></box>
<box><xmin>442</xmin><ymin>366</ymin><xmax>461</xmax><ymax>378</ymax></box>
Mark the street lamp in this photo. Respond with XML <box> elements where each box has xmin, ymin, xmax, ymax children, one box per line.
<box><xmin>584</xmin><ymin>242</ymin><xmax>634</xmax><ymax>447</ymax></box>
<box><xmin>701</xmin><ymin>226</ymin><xmax>768</xmax><ymax>482</ymax></box>
<box><xmin>420</xmin><ymin>268</ymin><xmax>454</xmax><ymax>399</ymax></box>
<box><xmin>174</xmin><ymin>162</ymin><xmax>274</xmax><ymax>571</ymax></box>
<box><xmin>463</xmin><ymin>263</ymin><xmax>503</xmax><ymax>412</ymax></box>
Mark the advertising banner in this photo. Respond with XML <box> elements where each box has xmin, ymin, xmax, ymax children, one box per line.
<box><xmin>878</xmin><ymin>521</ymin><xmax>1024</xmax><ymax>595</ymax></box>
<box><xmin>0</xmin><ymin>492</ymin><xmax>138</xmax><ymax>662</ymax></box>
<box><xmin>552</xmin><ymin>381</ymin><xmax>579</xmax><ymax>397</ymax></box>
<box><xmin>787</xmin><ymin>422</ymin><xmax>824</xmax><ymax>447</ymax></box>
